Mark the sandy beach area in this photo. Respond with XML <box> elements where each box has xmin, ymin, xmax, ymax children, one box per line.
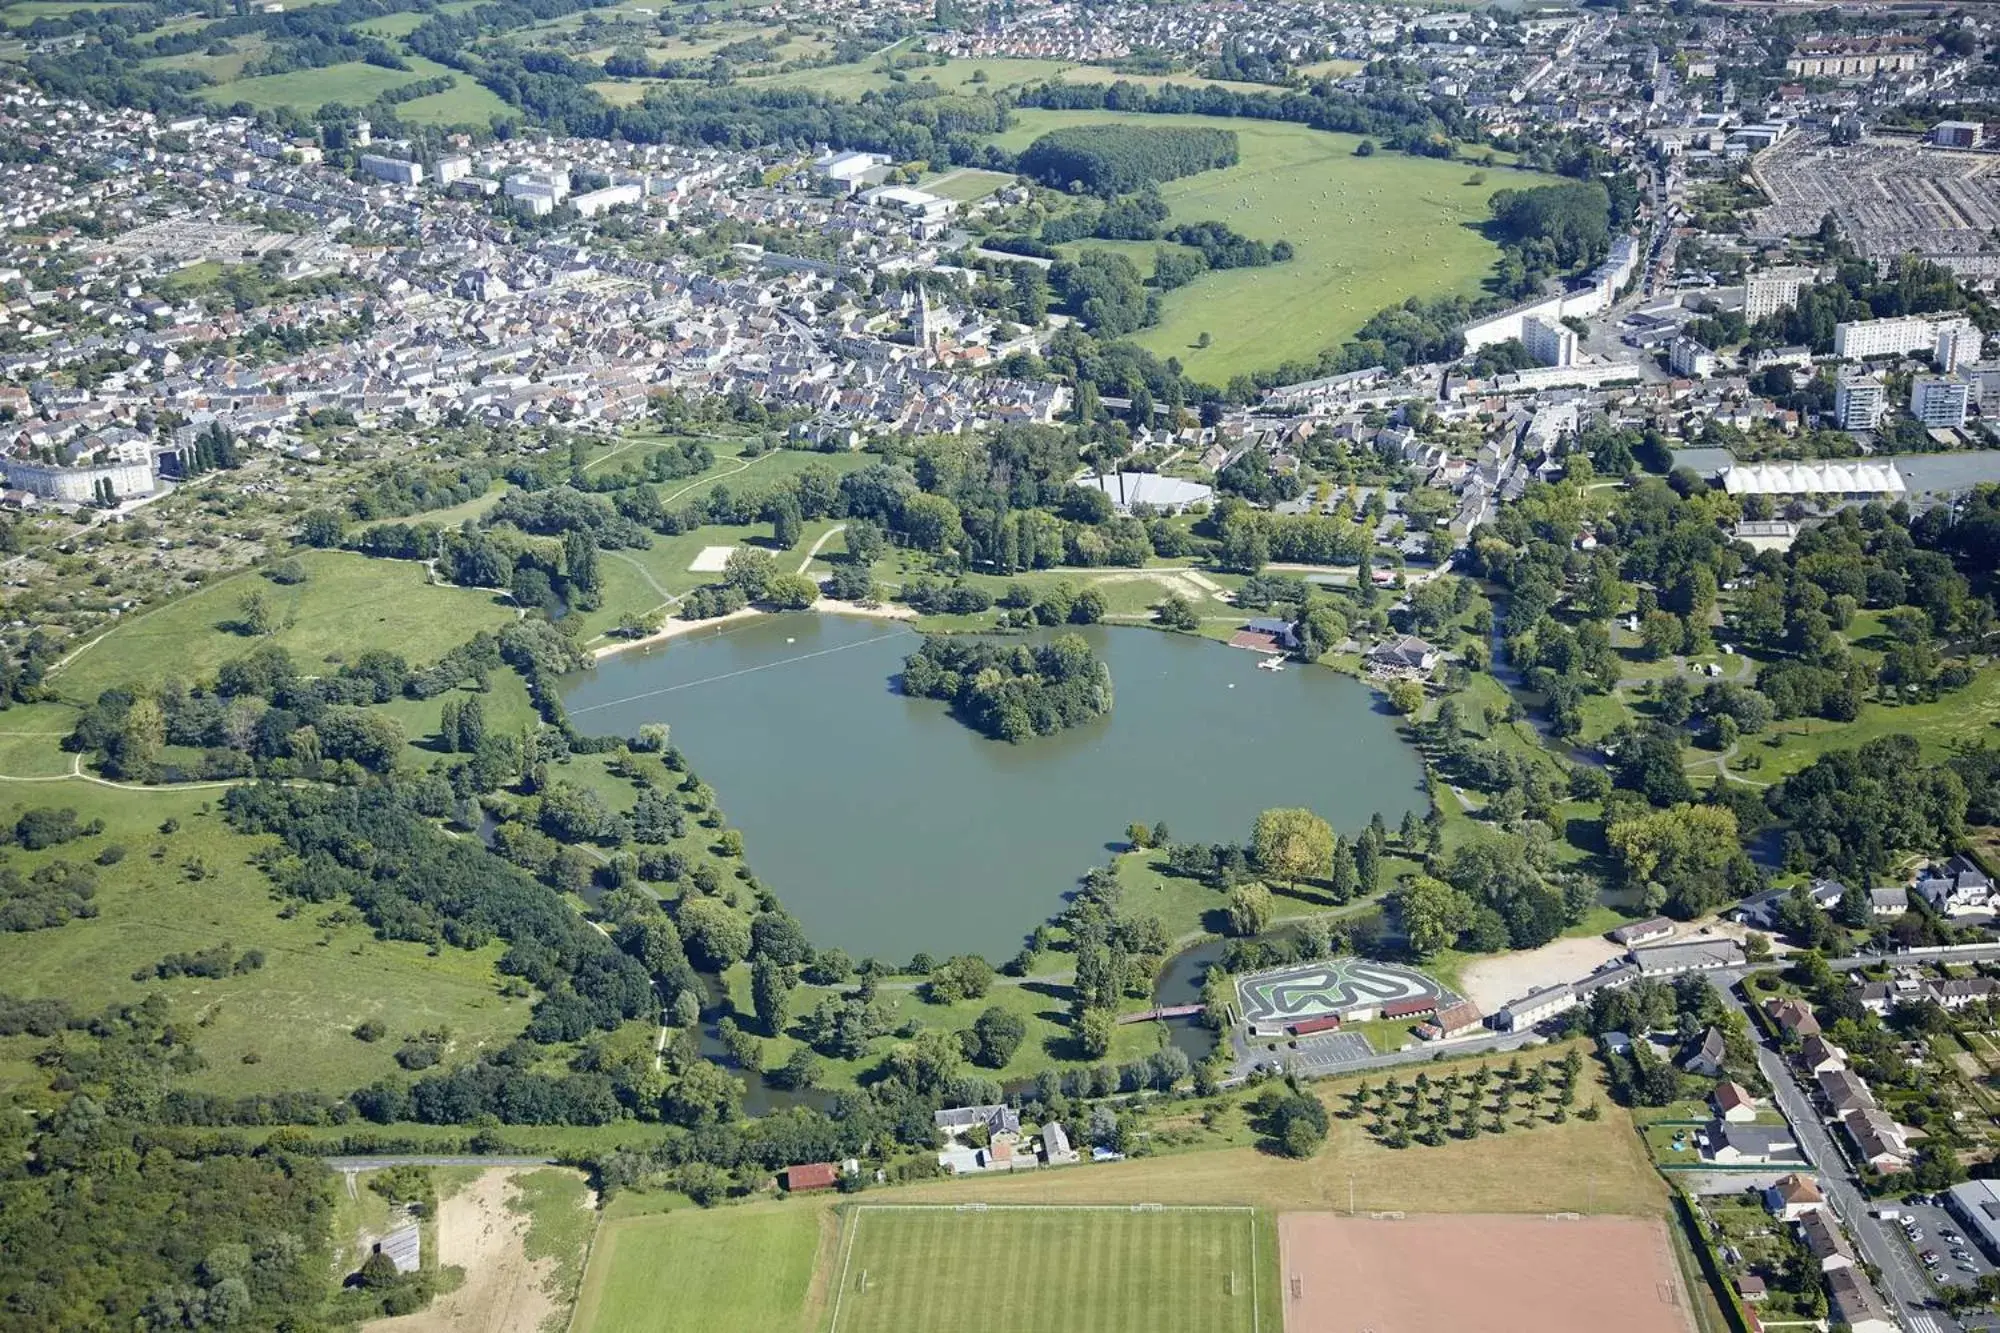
<box><xmin>1457</xmin><ymin>935</ymin><xmax>1626</xmax><ymax>1013</ymax></box>
<box><xmin>588</xmin><ymin>601</ymin><xmax>916</xmax><ymax>662</ymax></box>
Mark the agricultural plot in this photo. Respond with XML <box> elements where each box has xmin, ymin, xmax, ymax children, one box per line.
<box><xmin>826</xmin><ymin>1205</ymin><xmax>1268</xmax><ymax>1333</ymax></box>
<box><xmin>989</xmin><ymin>110</ymin><xmax>1558</xmax><ymax>381</ymax></box>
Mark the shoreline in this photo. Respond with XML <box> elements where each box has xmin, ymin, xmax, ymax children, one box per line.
<box><xmin>588</xmin><ymin>600</ymin><xmax>915</xmax><ymax>662</ymax></box>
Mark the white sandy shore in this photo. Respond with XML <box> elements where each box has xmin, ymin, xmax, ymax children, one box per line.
<box><xmin>589</xmin><ymin>600</ymin><xmax>915</xmax><ymax>662</ymax></box>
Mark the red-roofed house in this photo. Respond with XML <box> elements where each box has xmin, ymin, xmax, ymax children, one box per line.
<box><xmin>781</xmin><ymin>1162</ymin><xmax>840</xmax><ymax>1193</ymax></box>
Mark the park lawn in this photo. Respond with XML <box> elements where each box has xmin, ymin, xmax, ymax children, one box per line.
<box><xmin>988</xmin><ymin>110</ymin><xmax>1556</xmax><ymax>382</ymax></box>
<box><xmin>0</xmin><ymin>783</ymin><xmax>530</xmax><ymax>1100</ymax></box>
<box><xmin>715</xmin><ymin>966</ymin><xmax>1172</xmax><ymax>1093</ymax></box>
<box><xmin>200</xmin><ymin>58</ymin><xmax>436</xmax><ymax>110</ymax></box>
<box><xmin>888</xmin><ymin>1040</ymin><xmax>1664</xmax><ymax>1217</ymax></box>
<box><xmin>824</xmin><ymin>1204</ymin><xmax>1268</xmax><ymax>1333</ymax></box>
<box><xmin>143</xmin><ymin>36</ymin><xmax>271</xmax><ymax>83</ymax></box>
<box><xmin>1735</xmin><ymin>667</ymin><xmax>2000</xmax><ymax>784</ymax></box>
<box><xmin>351</xmin><ymin>9</ymin><xmax>427</xmax><ymax>36</ymax></box>
<box><xmin>0</xmin><ymin>699</ymin><xmax>81</xmax><ymax>777</ymax></box>
<box><xmin>917</xmin><ymin>167</ymin><xmax>1016</xmax><ymax>204</ymax></box>
<box><xmin>48</xmin><ymin>548</ymin><xmax>519</xmax><ymax>702</ymax></box>
<box><xmin>380</xmin><ymin>668</ymin><xmax>539</xmax><ymax>770</ymax></box>
<box><xmin>394</xmin><ymin>75</ymin><xmax>514</xmax><ymax>126</ymax></box>
<box><xmin>571</xmin><ymin>1200</ymin><xmax>829</xmax><ymax>1333</ymax></box>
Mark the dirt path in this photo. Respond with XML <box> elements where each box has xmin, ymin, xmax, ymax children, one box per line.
<box><xmin>798</xmin><ymin>524</ymin><xmax>846</xmax><ymax>574</ymax></box>
<box><xmin>369</xmin><ymin>1170</ymin><xmax>555</xmax><ymax>1333</ymax></box>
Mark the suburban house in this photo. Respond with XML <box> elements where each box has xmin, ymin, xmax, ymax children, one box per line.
<box><xmin>1799</xmin><ymin>1034</ymin><xmax>1847</xmax><ymax>1073</ymax></box>
<box><xmin>1609</xmin><ymin>916</ymin><xmax>1675</xmax><ymax>947</ymax></box>
<box><xmin>1764</xmin><ymin>1173</ymin><xmax>1825</xmax><ymax>1222</ymax></box>
<box><xmin>1712</xmin><ymin>1081</ymin><xmax>1758</xmax><ymax>1123</ymax></box>
<box><xmin>1930</xmin><ymin>977</ymin><xmax>2000</xmax><ymax>1010</ymax></box>
<box><xmin>1682</xmin><ymin>1027</ymin><xmax>1728</xmax><ymax>1078</ymax></box>
<box><xmin>1800</xmin><ymin>1208</ymin><xmax>1856</xmax><ymax>1272</ymax></box>
<box><xmin>1914</xmin><ymin>855</ymin><xmax>1994</xmax><ymax>915</ymax></box>
<box><xmin>1736</xmin><ymin>878</ymin><xmax>1843</xmax><ymax>930</ymax></box>
<box><xmin>1764</xmin><ymin>996</ymin><xmax>1820</xmax><ymax>1039</ymax></box>
<box><xmin>1869</xmin><ymin>887</ymin><xmax>1909</xmax><ymax>917</ymax></box>
<box><xmin>1423</xmin><ymin>999</ymin><xmax>1485</xmax><ymax>1040</ymax></box>
<box><xmin>1841</xmin><ymin>1107</ymin><xmax>1913</xmax><ymax>1172</ymax></box>
<box><xmin>1707</xmin><ymin>1123</ymin><xmax>1804</xmax><ymax>1166</ymax></box>
<box><xmin>1817</xmin><ymin>1067</ymin><xmax>1876</xmax><ymax>1115</ymax></box>
<box><xmin>1853</xmin><ymin>980</ymin><xmax>1899</xmax><ymax>1016</ymax></box>
<box><xmin>1041</xmin><ymin>1121</ymin><xmax>1079</xmax><ymax>1166</ymax></box>
<box><xmin>1231</xmin><ymin>617</ymin><xmax>1301</xmax><ymax>654</ymax></box>
<box><xmin>780</xmin><ymin>1162</ymin><xmax>841</xmax><ymax>1193</ymax></box>
<box><xmin>1363</xmin><ymin>635</ymin><xmax>1438</xmax><ymax>678</ymax></box>
<box><xmin>1826</xmin><ymin>1265</ymin><xmax>1897</xmax><ymax>1333</ymax></box>
<box><xmin>936</xmin><ymin>1104</ymin><xmax>1021</xmax><ymax>1140</ymax></box>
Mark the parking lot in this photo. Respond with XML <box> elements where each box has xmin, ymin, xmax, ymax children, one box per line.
<box><xmin>1884</xmin><ymin>1197</ymin><xmax>1996</xmax><ymax>1292</ymax></box>
<box><xmin>1249</xmin><ymin>1031</ymin><xmax>1375</xmax><ymax>1074</ymax></box>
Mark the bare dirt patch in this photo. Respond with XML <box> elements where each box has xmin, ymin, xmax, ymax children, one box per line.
<box><xmin>1457</xmin><ymin>936</ymin><xmax>1625</xmax><ymax>1013</ymax></box>
<box><xmin>1278</xmin><ymin>1213</ymin><xmax>1692</xmax><ymax>1333</ymax></box>
<box><xmin>687</xmin><ymin>545</ymin><xmax>738</xmax><ymax>573</ymax></box>
<box><xmin>369</xmin><ymin>1169</ymin><xmax>557</xmax><ymax>1333</ymax></box>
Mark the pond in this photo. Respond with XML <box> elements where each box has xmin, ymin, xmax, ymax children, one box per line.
<box><xmin>560</xmin><ymin>613</ymin><xmax>1426</xmax><ymax>962</ymax></box>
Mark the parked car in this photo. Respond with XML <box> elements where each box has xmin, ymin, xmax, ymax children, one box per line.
<box><xmin>1922</xmin><ymin>1251</ymin><xmax>1941</xmax><ymax>1266</ymax></box>
<box><xmin>1960</xmin><ymin>1263</ymin><xmax>1978</xmax><ymax>1274</ymax></box>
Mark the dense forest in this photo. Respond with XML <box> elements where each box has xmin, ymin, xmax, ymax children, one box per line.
<box><xmin>900</xmin><ymin>633</ymin><xmax>1114</xmax><ymax>741</ymax></box>
<box><xmin>1015</xmin><ymin>124</ymin><xmax>1240</xmax><ymax>194</ymax></box>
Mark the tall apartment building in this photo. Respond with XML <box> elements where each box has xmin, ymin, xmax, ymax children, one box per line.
<box><xmin>1835</xmin><ymin>373</ymin><xmax>1886</xmax><ymax>430</ymax></box>
<box><xmin>1936</xmin><ymin>323</ymin><xmax>1978</xmax><ymax>374</ymax></box>
<box><xmin>358</xmin><ymin>153</ymin><xmax>422</xmax><ymax>186</ymax></box>
<box><xmin>1745</xmin><ymin>267</ymin><xmax>1817</xmax><ymax>322</ymax></box>
<box><xmin>1670</xmin><ymin>336</ymin><xmax>1717</xmax><ymax>378</ymax></box>
<box><xmin>1833</xmin><ymin>314</ymin><xmax>1977</xmax><ymax>361</ymax></box>
<box><xmin>1911</xmin><ymin>376</ymin><xmax>1971</xmax><ymax>429</ymax></box>
<box><xmin>1521</xmin><ymin>314</ymin><xmax>1577</xmax><ymax>368</ymax></box>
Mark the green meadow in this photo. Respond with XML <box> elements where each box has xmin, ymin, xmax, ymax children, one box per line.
<box><xmin>991</xmin><ymin>109</ymin><xmax>1557</xmax><ymax>381</ymax></box>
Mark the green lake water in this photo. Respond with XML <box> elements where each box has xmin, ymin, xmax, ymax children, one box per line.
<box><xmin>560</xmin><ymin>614</ymin><xmax>1426</xmax><ymax>961</ymax></box>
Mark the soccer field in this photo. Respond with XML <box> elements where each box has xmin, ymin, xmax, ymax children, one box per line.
<box><xmin>826</xmin><ymin>1204</ymin><xmax>1267</xmax><ymax>1333</ymax></box>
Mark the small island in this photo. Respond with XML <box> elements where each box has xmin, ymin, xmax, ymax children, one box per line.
<box><xmin>900</xmin><ymin>633</ymin><xmax>1114</xmax><ymax>742</ymax></box>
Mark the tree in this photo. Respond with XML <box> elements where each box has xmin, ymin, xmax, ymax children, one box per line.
<box><xmin>1606</xmin><ymin>804</ymin><xmax>1752</xmax><ymax>918</ymax></box>
<box><xmin>1386</xmin><ymin>679</ymin><xmax>1425</xmax><ymax>714</ymax></box>
<box><xmin>1393</xmin><ymin>875</ymin><xmax>1474</xmax><ymax>960</ymax></box>
<box><xmin>1228</xmin><ymin>881</ymin><xmax>1274</xmax><ymax>936</ymax></box>
<box><xmin>762</xmin><ymin>572</ymin><xmax>820</xmax><ymax>610</ymax></box>
<box><xmin>357</xmin><ymin>1251</ymin><xmax>401</xmax><ymax>1290</ymax></box>
<box><xmin>751</xmin><ymin>958</ymin><xmax>792</xmax><ymax>1037</ymax></box>
<box><xmin>1154</xmin><ymin>593</ymin><xmax>1200</xmax><ymax>631</ymax></box>
<box><xmin>678</xmin><ymin>897</ymin><xmax>751</xmax><ymax>970</ymax></box>
<box><xmin>1251</xmin><ymin>808</ymin><xmax>1334</xmax><ymax>889</ymax></box>
<box><xmin>298</xmin><ymin>508</ymin><xmax>344</xmax><ymax>548</ymax></box>
<box><xmin>722</xmin><ymin>546</ymin><xmax>775</xmax><ymax>599</ymax></box>
<box><xmin>927</xmin><ymin>954</ymin><xmax>996</xmax><ymax>1004</ymax></box>
<box><xmin>968</xmin><ymin>1005</ymin><xmax>1026</xmax><ymax>1068</ymax></box>
<box><xmin>1077</xmin><ymin>1007</ymin><xmax>1114</xmax><ymax>1058</ymax></box>
<box><xmin>238</xmin><ymin>590</ymin><xmax>275</xmax><ymax>637</ymax></box>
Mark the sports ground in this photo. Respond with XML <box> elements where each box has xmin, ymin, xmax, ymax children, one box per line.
<box><xmin>1235</xmin><ymin>957</ymin><xmax>1450</xmax><ymax>1027</ymax></box>
<box><xmin>825</xmin><ymin>1205</ymin><xmax>1268</xmax><ymax>1333</ymax></box>
<box><xmin>1278</xmin><ymin>1213</ymin><xmax>1695</xmax><ymax>1333</ymax></box>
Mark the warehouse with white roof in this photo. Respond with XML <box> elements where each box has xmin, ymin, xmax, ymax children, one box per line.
<box><xmin>1720</xmin><ymin>460</ymin><xmax>1906</xmax><ymax>499</ymax></box>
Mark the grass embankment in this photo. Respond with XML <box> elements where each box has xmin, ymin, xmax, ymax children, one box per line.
<box><xmin>0</xmin><ymin>783</ymin><xmax>529</xmax><ymax>1100</ymax></box>
<box><xmin>988</xmin><ymin>110</ymin><xmax>1560</xmax><ymax>381</ymax></box>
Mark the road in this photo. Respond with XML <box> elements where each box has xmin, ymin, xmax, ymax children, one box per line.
<box><xmin>1708</xmin><ymin>969</ymin><xmax>1961</xmax><ymax>1333</ymax></box>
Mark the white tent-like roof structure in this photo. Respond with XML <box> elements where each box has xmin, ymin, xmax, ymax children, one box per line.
<box><xmin>1721</xmin><ymin>460</ymin><xmax>1906</xmax><ymax>496</ymax></box>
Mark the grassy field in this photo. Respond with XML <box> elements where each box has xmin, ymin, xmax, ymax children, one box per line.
<box><xmin>571</xmin><ymin>1201</ymin><xmax>829</xmax><ymax>1333</ymax></box>
<box><xmin>196</xmin><ymin>53</ymin><xmax>470</xmax><ymax>111</ymax></box>
<box><xmin>824</xmin><ymin>1205</ymin><xmax>1268</xmax><ymax>1333</ymax></box>
<box><xmin>918</xmin><ymin>167</ymin><xmax>1016</xmax><ymax>204</ymax></box>
<box><xmin>394</xmin><ymin>76</ymin><xmax>514</xmax><ymax>127</ymax></box>
<box><xmin>990</xmin><ymin>110</ymin><xmax>1553</xmax><ymax>381</ymax></box>
<box><xmin>48</xmin><ymin>548</ymin><xmax>519</xmax><ymax>703</ymax></box>
<box><xmin>0</xmin><ymin>782</ymin><xmax>528</xmax><ymax>1100</ymax></box>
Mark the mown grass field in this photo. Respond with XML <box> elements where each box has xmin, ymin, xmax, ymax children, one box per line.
<box><xmin>196</xmin><ymin>53</ymin><xmax>479</xmax><ymax>114</ymax></box>
<box><xmin>395</xmin><ymin>76</ymin><xmax>514</xmax><ymax>127</ymax></box>
<box><xmin>48</xmin><ymin>548</ymin><xmax>519</xmax><ymax>703</ymax></box>
<box><xmin>571</xmin><ymin>1201</ymin><xmax>829</xmax><ymax>1333</ymax></box>
<box><xmin>825</xmin><ymin>1206</ymin><xmax>1269</xmax><ymax>1333</ymax></box>
<box><xmin>990</xmin><ymin>110</ymin><xmax>1555</xmax><ymax>381</ymax></box>
<box><xmin>0</xmin><ymin>782</ymin><xmax>529</xmax><ymax>1100</ymax></box>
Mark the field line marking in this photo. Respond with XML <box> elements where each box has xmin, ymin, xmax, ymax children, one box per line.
<box><xmin>1248</xmin><ymin>1200</ymin><xmax>1264</xmax><ymax>1328</ymax></box>
<box><xmin>827</xmin><ymin>1206</ymin><xmax>862</xmax><ymax>1333</ymax></box>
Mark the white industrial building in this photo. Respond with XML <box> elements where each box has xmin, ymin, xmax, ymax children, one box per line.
<box><xmin>1835</xmin><ymin>372</ymin><xmax>1886</xmax><ymax>430</ymax></box>
<box><xmin>1833</xmin><ymin>313</ymin><xmax>1978</xmax><ymax>361</ymax></box>
<box><xmin>1911</xmin><ymin>375</ymin><xmax>1971</xmax><ymax>428</ymax></box>
<box><xmin>358</xmin><ymin>153</ymin><xmax>422</xmax><ymax>186</ymax></box>
<box><xmin>1721</xmin><ymin>459</ymin><xmax>1906</xmax><ymax>499</ymax></box>
<box><xmin>812</xmin><ymin>149</ymin><xmax>890</xmax><ymax>190</ymax></box>
<box><xmin>860</xmin><ymin>184</ymin><xmax>955</xmax><ymax>222</ymax></box>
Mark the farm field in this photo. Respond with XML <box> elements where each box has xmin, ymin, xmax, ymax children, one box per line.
<box><xmin>990</xmin><ymin>110</ymin><xmax>1555</xmax><ymax>381</ymax></box>
<box><xmin>570</xmin><ymin>1202</ymin><xmax>827</xmax><ymax>1333</ymax></box>
<box><xmin>1279</xmin><ymin>1213</ymin><xmax>1693</xmax><ymax>1333</ymax></box>
<box><xmin>0</xmin><ymin>782</ymin><xmax>529</xmax><ymax>1100</ymax></box>
<box><xmin>198</xmin><ymin>54</ymin><xmax>466</xmax><ymax>112</ymax></box>
<box><xmin>46</xmin><ymin>548</ymin><xmax>519</xmax><ymax>704</ymax></box>
<box><xmin>824</xmin><ymin>1205</ymin><xmax>1270</xmax><ymax>1333</ymax></box>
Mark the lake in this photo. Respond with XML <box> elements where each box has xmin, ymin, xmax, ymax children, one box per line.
<box><xmin>560</xmin><ymin>614</ymin><xmax>1426</xmax><ymax>961</ymax></box>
